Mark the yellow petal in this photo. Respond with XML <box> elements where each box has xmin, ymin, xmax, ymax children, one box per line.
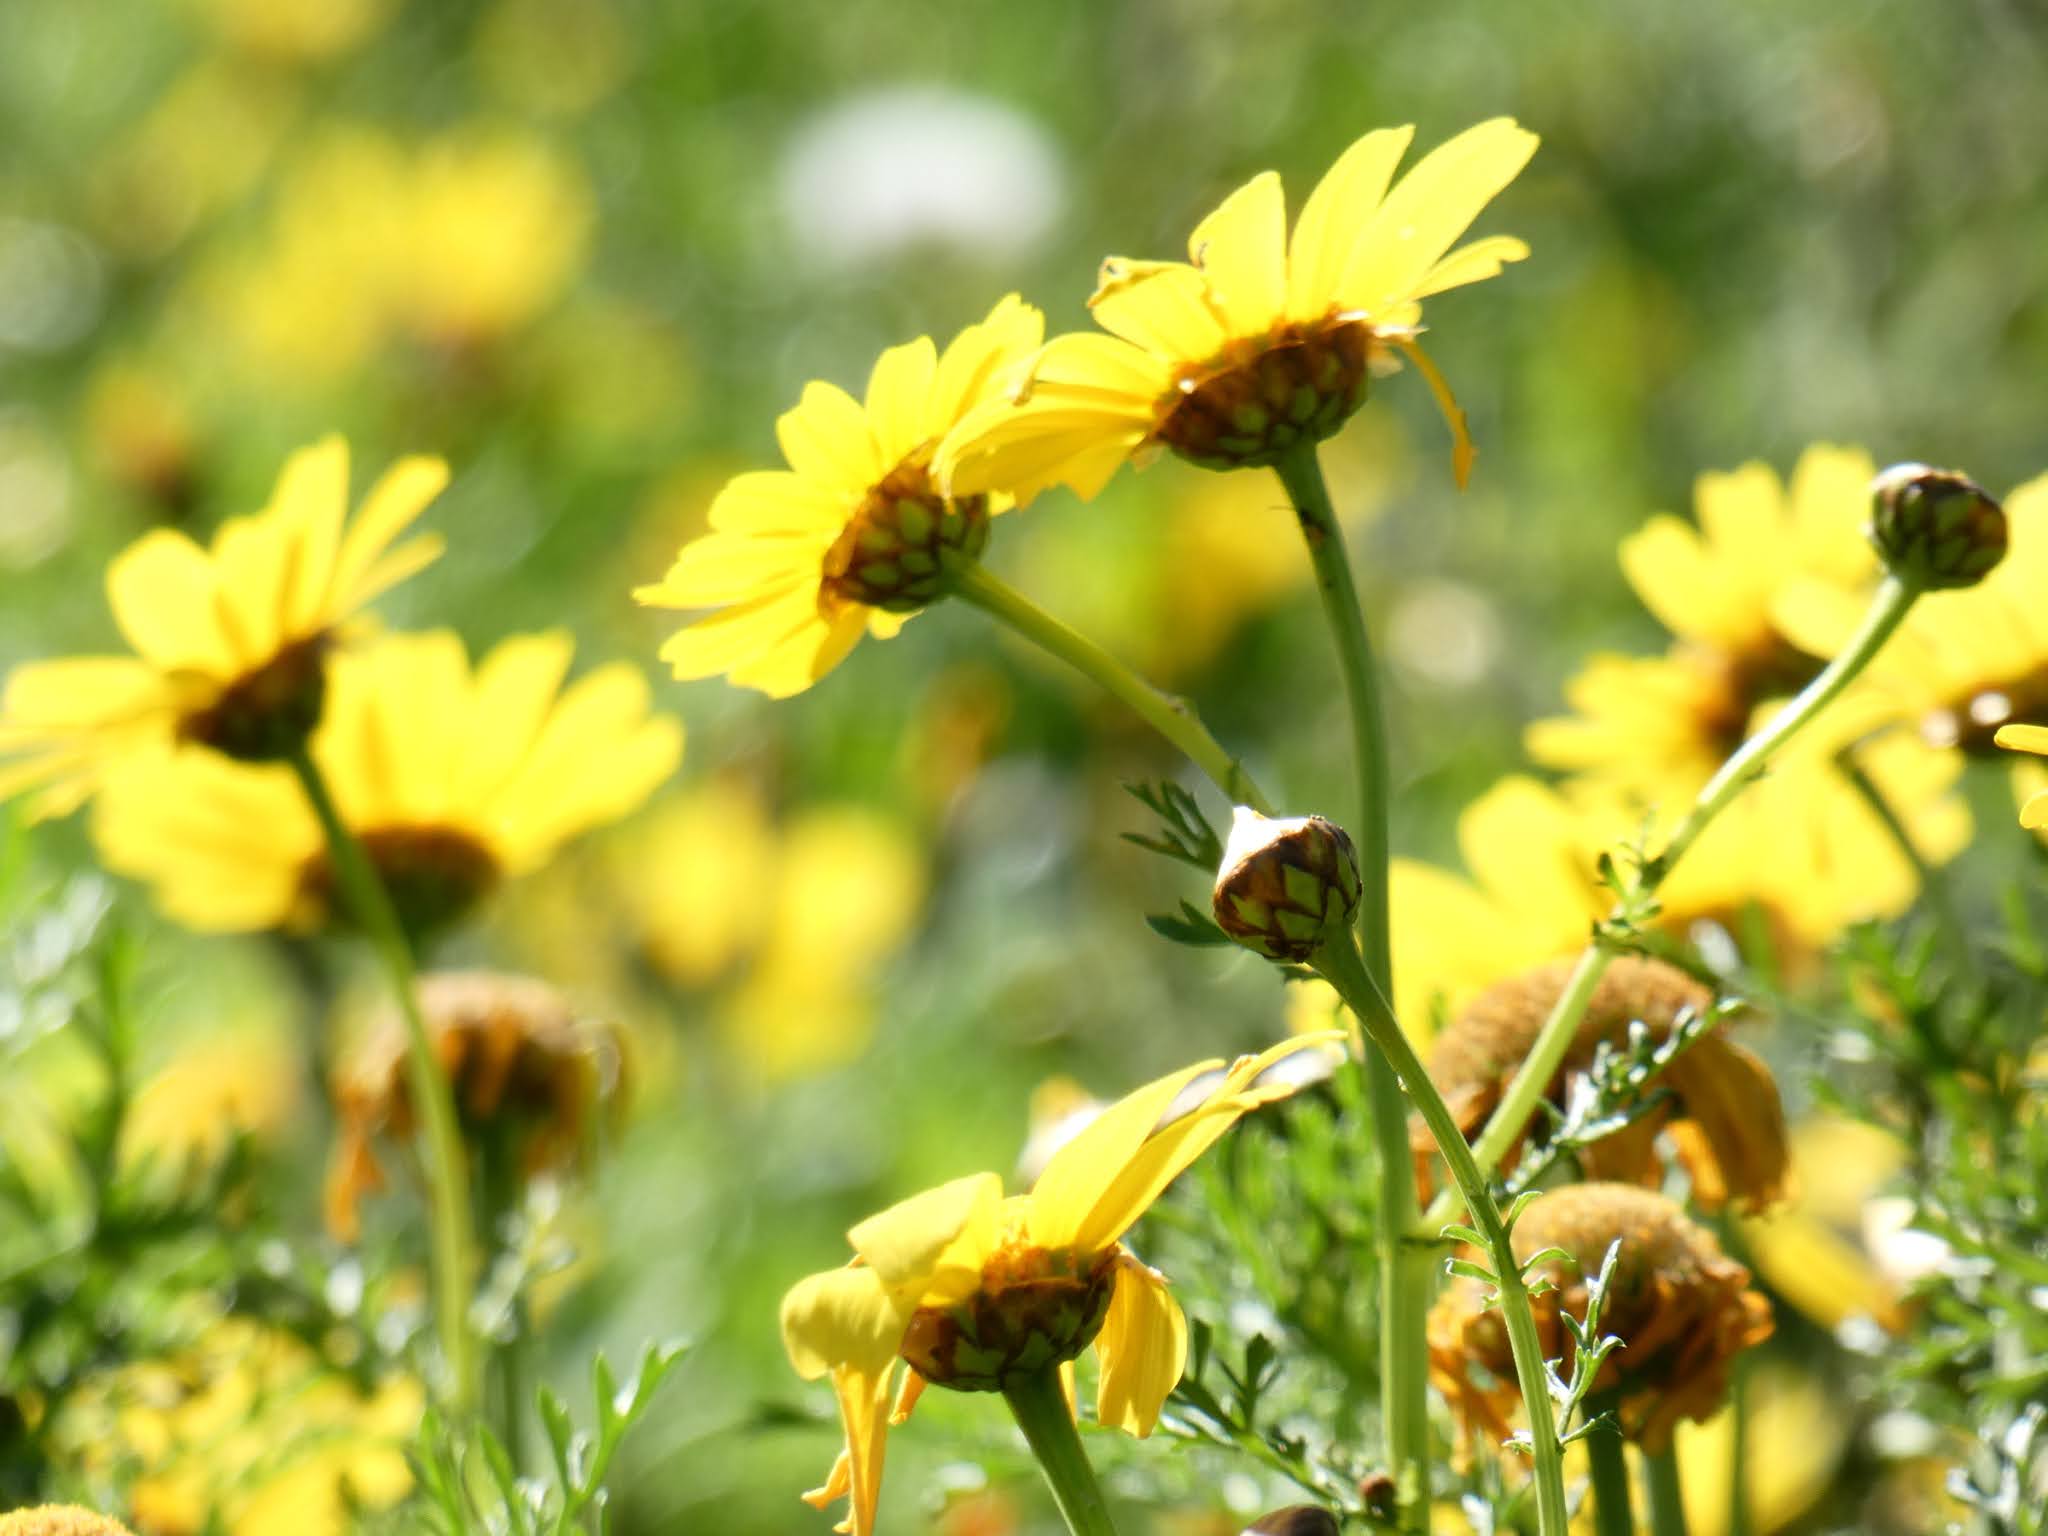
<box><xmin>1090</xmin><ymin>264</ymin><xmax>1230</xmax><ymax>363</ymax></box>
<box><xmin>848</xmin><ymin>1171</ymin><xmax>1003</xmax><ymax>1305</ymax></box>
<box><xmin>1620</xmin><ymin>514</ymin><xmax>1730</xmax><ymax>643</ymax></box>
<box><xmin>781</xmin><ymin>1266</ymin><xmax>907</xmax><ymax>1381</ymax></box>
<box><xmin>731</xmin><ymin>605</ymin><xmax>869</xmax><ymax>699</ymax></box>
<box><xmin>865</xmin><ymin>336</ymin><xmax>940</xmax><ymax>468</ymax></box>
<box><xmin>453</xmin><ymin>630</ymin><xmax>576</xmax><ymax>806</ymax></box>
<box><xmin>1093</xmin><ymin>1256</ymin><xmax>1188</xmax><ymax>1437</ymax></box>
<box><xmin>2022</xmin><ymin>786</ymin><xmax>2048</xmax><ymax>830</ymax></box>
<box><xmin>927</xmin><ymin>293</ymin><xmax>1045</xmax><ymax>429</ymax></box>
<box><xmin>1026</xmin><ymin>1059</ymin><xmax>1222</xmax><ymax>1252</ymax></box>
<box><xmin>1695</xmin><ymin>461</ymin><xmax>1785</xmax><ymax>568</ymax></box>
<box><xmin>657</xmin><ymin>582</ymin><xmax>820</xmax><ymax>680</ymax></box>
<box><xmin>1185</xmin><ymin>170</ymin><xmax>1287</xmax><ymax>337</ymax></box>
<box><xmin>106</xmin><ymin>529</ymin><xmax>234</xmax><ymax>675</ymax></box>
<box><xmin>705</xmin><ymin>469</ymin><xmax>850</xmax><ymax>536</ymax></box>
<box><xmin>1787</xmin><ymin>442</ymin><xmax>1878</xmax><ymax>585</ymax></box>
<box><xmin>778</xmin><ymin>381</ymin><xmax>883</xmax><ymax>496</ymax></box>
<box><xmin>1995</xmin><ymin>723</ymin><xmax>2048</xmax><ymax>756</ymax></box>
<box><xmin>1409</xmin><ymin>233</ymin><xmax>1531</xmax><ymax>301</ymax></box>
<box><xmin>640</xmin><ymin>530</ymin><xmax>816</xmax><ymax>608</ymax></box>
<box><xmin>1337</xmin><ymin>117</ymin><xmax>1538</xmax><ymax>321</ymax></box>
<box><xmin>1286</xmin><ymin>125</ymin><xmax>1416</xmax><ymax>321</ymax></box>
<box><xmin>332</xmin><ymin>453</ymin><xmax>450</xmax><ymax>612</ymax></box>
<box><xmin>1391</xmin><ymin>336</ymin><xmax>1474</xmax><ymax>488</ymax></box>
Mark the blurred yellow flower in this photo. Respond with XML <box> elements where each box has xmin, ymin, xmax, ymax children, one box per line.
<box><xmin>1994</xmin><ymin>722</ymin><xmax>2048</xmax><ymax>829</ymax></box>
<box><xmin>184</xmin><ymin>0</ymin><xmax>394</xmax><ymax>61</ymax></box>
<box><xmin>1776</xmin><ymin>471</ymin><xmax>2048</xmax><ymax>753</ymax></box>
<box><xmin>54</xmin><ymin>1320</ymin><xmax>419</xmax><ymax>1536</ymax></box>
<box><xmin>0</xmin><ymin>436</ymin><xmax>445</xmax><ymax>818</ymax></box>
<box><xmin>119</xmin><ymin>1032</ymin><xmax>303</xmax><ymax>1178</ymax></box>
<box><xmin>780</xmin><ymin>1037</ymin><xmax>1338</xmax><ymax>1536</ymax></box>
<box><xmin>635</xmin><ymin>295</ymin><xmax>1044</xmax><ymax>696</ymax></box>
<box><xmin>1739</xmin><ymin>1115</ymin><xmax>1908</xmax><ymax>1335</ymax></box>
<box><xmin>214</xmin><ymin>125</ymin><xmax>592</xmax><ymax>380</ymax></box>
<box><xmin>1671</xmin><ymin>1368</ymin><xmax>1849</xmax><ymax>1536</ymax></box>
<box><xmin>939</xmin><ymin>119</ymin><xmax>1536</xmax><ymax>502</ymax></box>
<box><xmin>91</xmin><ymin>629</ymin><xmax>681</xmax><ymax>936</ymax></box>
<box><xmin>0</xmin><ymin>1508</ymin><xmax>134</xmax><ymax>1536</ymax></box>
<box><xmin>623</xmin><ymin>778</ymin><xmax>780</xmax><ymax>987</ymax></box>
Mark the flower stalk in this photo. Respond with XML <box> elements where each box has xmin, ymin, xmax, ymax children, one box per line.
<box><xmin>1311</xmin><ymin>934</ymin><xmax>1571</xmax><ymax>1536</ymax></box>
<box><xmin>1643</xmin><ymin>1444</ymin><xmax>1689</xmax><ymax>1536</ymax></box>
<box><xmin>1273</xmin><ymin>444</ymin><xmax>1429</xmax><ymax>1531</ymax></box>
<box><xmin>286</xmin><ymin>742</ymin><xmax>479</xmax><ymax>1412</ymax></box>
<box><xmin>1002</xmin><ymin>1366</ymin><xmax>1121</xmax><ymax>1536</ymax></box>
<box><xmin>1584</xmin><ymin>1400</ymin><xmax>1637</xmax><ymax>1536</ymax></box>
<box><xmin>948</xmin><ymin>558</ymin><xmax>1274</xmax><ymax>813</ymax></box>
<box><xmin>1425</xmin><ymin>574</ymin><xmax>1924</xmax><ymax>1228</ymax></box>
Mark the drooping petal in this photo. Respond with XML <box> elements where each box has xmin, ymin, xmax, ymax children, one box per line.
<box><xmin>1286</xmin><ymin>125</ymin><xmax>1416</xmax><ymax>321</ymax></box>
<box><xmin>1337</xmin><ymin>118</ymin><xmax>1538</xmax><ymax>322</ymax></box>
<box><xmin>781</xmin><ymin>1265</ymin><xmax>907</xmax><ymax>1381</ymax></box>
<box><xmin>1094</xmin><ymin>1256</ymin><xmax>1188</xmax><ymax>1437</ymax></box>
<box><xmin>1026</xmin><ymin>1059</ymin><xmax>1223</xmax><ymax>1252</ymax></box>
<box><xmin>847</xmin><ymin>1171</ymin><xmax>1004</xmax><ymax>1306</ymax></box>
<box><xmin>1185</xmin><ymin>170</ymin><xmax>1288</xmax><ymax>336</ymax></box>
<box><xmin>800</xmin><ymin>1362</ymin><xmax>896</xmax><ymax>1536</ymax></box>
<box><xmin>1391</xmin><ymin>336</ymin><xmax>1475</xmax><ymax>488</ymax></box>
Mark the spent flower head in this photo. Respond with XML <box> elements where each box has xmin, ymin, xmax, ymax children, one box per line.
<box><xmin>939</xmin><ymin>119</ymin><xmax>1537</xmax><ymax>501</ymax></box>
<box><xmin>635</xmin><ymin>295</ymin><xmax>1043</xmax><ymax>697</ymax></box>
<box><xmin>0</xmin><ymin>436</ymin><xmax>444</xmax><ymax>817</ymax></box>
<box><xmin>780</xmin><ymin>1036</ymin><xmax>1341</xmax><ymax>1536</ymax></box>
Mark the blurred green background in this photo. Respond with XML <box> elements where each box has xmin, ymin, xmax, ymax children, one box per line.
<box><xmin>2</xmin><ymin>0</ymin><xmax>2046</xmax><ymax>1531</ymax></box>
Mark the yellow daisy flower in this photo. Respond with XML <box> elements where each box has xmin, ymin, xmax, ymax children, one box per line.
<box><xmin>635</xmin><ymin>295</ymin><xmax>1045</xmax><ymax>697</ymax></box>
<box><xmin>0</xmin><ymin>436</ymin><xmax>445</xmax><ymax>818</ymax></box>
<box><xmin>90</xmin><ymin>629</ymin><xmax>681</xmax><ymax>937</ymax></box>
<box><xmin>938</xmin><ymin>119</ymin><xmax>1537</xmax><ymax>504</ymax></box>
<box><xmin>779</xmin><ymin>1036</ymin><xmax>1339</xmax><ymax>1536</ymax></box>
<box><xmin>1531</xmin><ymin>446</ymin><xmax>1879</xmax><ymax>801</ymax></box>
<box><xmin>1994</xmin><ymin>722</ymin><xmax>2048</xmax><ymax>828</ymax></box>
<box><xmin>1777</xmin><ymin>472</ymin><xmax>2048</xmax><ymax>754</ymax></box>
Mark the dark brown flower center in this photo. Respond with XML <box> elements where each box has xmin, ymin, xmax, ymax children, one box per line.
<box><xmin>1154</xmin><ymin>321</ymin><xmax>1375</xmax><ymax>471</ymax></box>
<box><xmin>819</xmin><ymin>455</ymin><xmax>989</xmax><ymax>615</ymax></box>
<box><xmin>898</xmin><ymin>1248</ymin><xmax>1118</xmax><ymax>1392</ymax></box>
<box><xmin>299</xmin><ymin>826</ymin><xmax>501</xmax><ymax>939</ymax></box>
<box><xmin>177</xmin><ymin>634</ymin><xmax>330</xmax><ymax>762</ymax></box>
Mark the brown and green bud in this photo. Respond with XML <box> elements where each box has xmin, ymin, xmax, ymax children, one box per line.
<box><xmin>1154</xmin><ymin>322</ymin><xmax>1374</xmax><ymax>472</ymax></box>
<box><xmin>1867</xmin><ymin>464</ymin><xmax>2006</xmax><ymax>590</ymax></box>
<box><xmin>898</xmin><ymin>1247</ymin><xmax>1118</xmax><ymax>1392</ymax></box>
<box><xmin>1212</xmin><ymin>807</ymin><xmax>1361</xmax><ymax>962</ymax></box>
<box><xmin>820</xmin><ymin>456</ymin><xmax>989</xmax><ymax>614</ymax></box>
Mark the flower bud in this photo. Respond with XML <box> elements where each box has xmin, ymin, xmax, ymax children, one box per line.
<box><xmin>1212</xmin><ymin>807</ymin><xmax>1361</xmax><ymax>962</ymax></box>
<box><xmin>1867</xmin><ymin>464</ymin><xmax>2006</xmax><ymax>590</ymax></box>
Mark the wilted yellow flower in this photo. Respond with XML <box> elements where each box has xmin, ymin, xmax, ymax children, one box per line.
<box><xmin>52</xmin><ymin>1319</ymin><xmax>420</xmax><ymax>1536</ymax></box>
<box><xmin>1993</xmin><ymin>722</ymin><xmax>2048</xmax><ymax>830</ymax></box>
<box><xmin>939</xmin><ymin>119</ymin><xmax>1536</xmax><ymax>502</ymax></box>
<box><xmin>780</xmin><ymin>1037</ymin><xmax>1339</xmax><ymax>1536</ymax></box>
<box><xmin>0</xmin><ymin>436</ymin><xmax>444</xmax><ymax>818</ymax></box>
<box><xmin>0</xmin><ymin>1508</ymin><xmax>134</xmax><ymax>1536</ymax></box>
<box><xmin>91</xmin><ymin>628</ymin><xmax>681</xmax><ymax>936</ymax></box>
<box><xmin>326</xmin><ymin>970</ymin><xmax>620</xmax><ymax>1239</ymax></box>
<box><xmin>1414</xmin><ymin>955</ymin><xmax>1790</xmax><ymax>1213</ymax></box>
<box><xmin>635</xmin><ymin>295</ymin><xmax>1044</xmax><ymax>697</ymax></box>
<box><xmin>1428</xmin><ymin>1183</ymin><xmax>1773</xmax><ymax>1454</ymax></box>
<box><xmin>1776</xmin><ymin>472</ymin><xmax>2048</xmax><ymax>753</ymax></box>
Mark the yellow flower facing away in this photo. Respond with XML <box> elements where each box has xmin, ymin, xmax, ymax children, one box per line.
<box><xmin>779</xmin><ymin>1036</ymin><xmax>1342</xmax><ymax>1536</ymax></box>
<box><xmin>90</xmin><ymin>628</ymin><xmax>681</xmax><ymax>937</ymax></box>
<box><xmin>1775</xmin><ymin>471</ymin><xmax>2048</xmax><ymax>753</ymax></box>
<box><xmin>1994</xmin><ymin>722</ymin><xmax>2048</xmax><ymax>829</ymax></box>
<box><xmin>0</xmin><ymin>436</ymin><xmax>445</xmax><ymax>819</ymax></box>
<box><xmin>938</xmin><ymin>119</ymin><xmax>1538</xmax><ymax>503</ymax></box>
<box><xmin>635</xmin><ymin>295</ymin><xmax>1045</xmax><ymax>697</ymax></box>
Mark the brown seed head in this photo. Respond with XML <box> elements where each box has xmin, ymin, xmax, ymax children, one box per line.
<box><xmin>1415</xmin><ymin>955</ymin><xmax>1790</xmax><ymax>1213</ymax></box>
<box><xmin>1212</xmin><ymin>807</ymin><xmax>1362</xmax><ymax>962</ymax></box>
<box><xmin>1867</xmin><ymin>464</ymin><xmax>2006</xmax><ymax>591</ymax></box>
<box><xmin>325</xmin><ymin>970</ymin><xmax>621</xmax><ymax>1240</ymax></box>
<box><xmin>1428</xmin><ymin>1183</ymin><xmax>1773</xmax><ymax>1453</ymax></box>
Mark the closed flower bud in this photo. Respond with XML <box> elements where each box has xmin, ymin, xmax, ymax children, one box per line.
<box><xmin>1212</xmin><ymin>807</ymin><xmax>1361</xmax><ymax>962</ymax></box>
<box><xmin>1867</xmin><ymin>464</ymin><xmax>2006</xmax><ymax>590</ymax></box>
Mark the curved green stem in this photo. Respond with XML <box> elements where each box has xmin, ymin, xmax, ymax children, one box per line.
<box><xmin>1584</xmin><ymin>1399</ymin><xmax>1637</xmax><ymax>1536</ymax></box>
<box><xmin>1314</xmin><ymin>936</ymin><xmax>1570</xmax><ymax>1536</ymax></box>
<box><xmin>1424</xmin><ymin>576</ymin><xmax>1923</xmax><ymax>1228</ymax></box>
<box><xmin>287</xmin><ymin>743</ymin><xmax>478</xmax><ymax>1412</ymax></box>
<box><xmin>1642</xmin><ymin>1444</ymin><xmax>1689</xmax><ymax>1536</ymax></box>
<box><xmin>1003</xmin><ymin>1366</ymin><xmax>1120</xmax><ymax>1536</ymax></box>
<box><xmin>1273</xmin><ymin>447</ymin><xmax>1427</xmax><ymax>1528</ymax></box>
<box><xmin>950</xmin><ymin>560</ymin><xmax>1274</xmax><ymax>814</ymax></box>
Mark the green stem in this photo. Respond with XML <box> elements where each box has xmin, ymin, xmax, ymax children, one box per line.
<box><xmin>1273</xmin><ymin>447</ymin><xmax>1426</xmax><ymax>1528</ymax></box>
<box><xmin>1726</xmin><ymin>1354</ymin><xmax>1750</xmax><ymax>1536</ymax></box>
<box><xmin>1584</xmin><ymin>1401</ymin><xmax>1637</xmax><ymax>1536</ymax></box>
<box><xmin>479</xmin><ymin>1134</ymin><xmax>528</xmax><ymax>1461</ymax></box>
<box><xmin>287</xmin><ymin>743</ymin><xmax>478</xmax><ymax>1412</ymax></box>
<box><xmin>950</xmin><ymin>560</ymin><xmax>1274</xmax><ymax>814</ymax></box>
<box><xmin>1835</xmin><ymin>742</ymin><xmax>1971</xmax><ymax>974</ymax></box>
<box><xmin>1642</xmin><ymin>1444</ymin><xmax>1689</xmax><ymax>1536</ymax></box>
<box><xmin>1424</xmin><ymin>575</ymin><xmax>1923</xmax><ymax>1228</ymax></box>
<box><xmin>1002</xmin><ymin>1366</ymin><xmax>1120</xmax><ymax>1536</ymax></box>
<box><xmin>1314</xmin><ymin>936</ymin><xmax>1570</xmax><ymax>1536</ymax></box>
